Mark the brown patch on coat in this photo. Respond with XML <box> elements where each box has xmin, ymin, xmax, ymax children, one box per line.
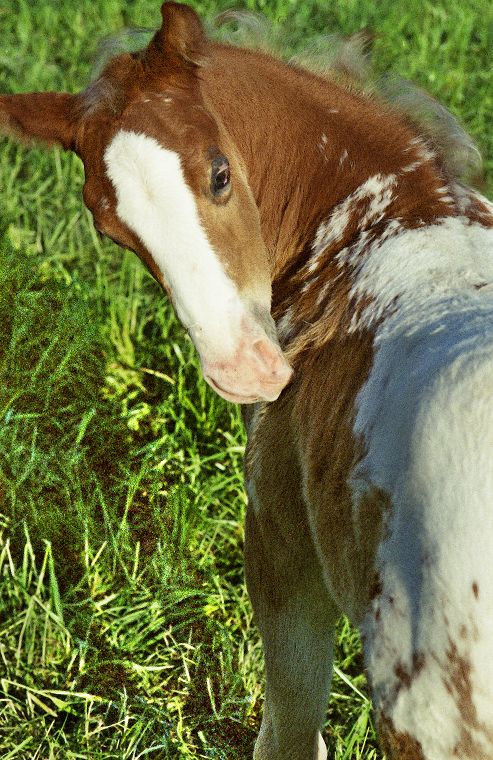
<box><xmin>243</xmin><ymin>329</ymin><xmax>384</xmax><ymax>623</ymax></box>
<box><xmin>394</xmin><ymin>652</ymin><xmax>426</xmax><ymax>694</ymax></box>
<box><xmin>379</xmin><ymin>715</ymin><xmax>425</xmax><ymax>760</ymax></box>
<box><xmin>377</xmin><ymin>638</ymin><xmax>493</xmax><ymax>760</ymax></box>
<box><xmin>3</xmin><ymin>9</ymin><xmax>493</xmax><ymax>760</ymax></box>
<box><xmin>369</xmin><ymin>572</ymin><xmax>383</xmax><ymax>601</ymax></box>
<box><xmin>243</xmin><ymin>386</ymin><xmax>328</xmax><ymax>611</ymax></box>
<box><xmin>446</xmin><ymin>641</ymin><xmax>477</xmax><ymax>756</ymax></box>
<box><xmin>1</xmin><ymin>3</ymin><xmax>491</xmax><ymax>340</ymax></box>
<box><xmin>472</xmin><ymin>581</ymin><xmax>479</xmax><ymax>599</ymax></box>
<box><xmin>452</xmin><ymin>184</ymin><xmax>493</xmax><ymax>228</ymax></box>
<box><xmin>443</xmin><ymin>639</ymin><xmax>493</xmax><ymax>759</ymax></box>
<box><xmin>289</xmin><ymin>331</ymin><xmax>392</xmax><ymax>621</ymax></box>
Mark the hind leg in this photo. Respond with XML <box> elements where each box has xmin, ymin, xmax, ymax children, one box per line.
<box><xmin>246</xmin><ymin>499</ymin><xmax>338</xmax><ymax>760</ymax></box>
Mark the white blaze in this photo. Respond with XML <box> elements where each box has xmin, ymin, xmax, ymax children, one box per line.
<box><xmin>104</xmin><ymin>130</ymin><xmax>245</xmax><ymax>359</ymax></box>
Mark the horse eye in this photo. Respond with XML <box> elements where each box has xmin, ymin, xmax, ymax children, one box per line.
<box><xmin>211</xmin><ymin>156</ymin><xmax>231</xmax><ymax>196</ymax></box>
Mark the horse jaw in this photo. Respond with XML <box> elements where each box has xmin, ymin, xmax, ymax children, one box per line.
<box><xmin>104</xmin><ymin>129</ymin><xmax>291</xmax><ymax>403</ymax></box>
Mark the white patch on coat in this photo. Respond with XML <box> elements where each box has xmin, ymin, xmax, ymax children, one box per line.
<box><xmin>104</xmin><ymin>130</ymin><xmax>248</xmax><ymax>361</ymax></box>
<box><xmin>245</xmin><ymin>476</ymin><xmax>260</xmax><ymax>514</ymax></box>
<box><xmin>359</xmin><ymin>176</ymin><xmax>397</xmax><ymax>227</ymax></box>
<box><xmin>400</xmin><ymin>139</ymin><xmax>436</xmax><ymax>172</ymax></box>
<box><xmin>310</xmin><ymin>173</ymin><xmax>397</xmax><ymax>272</ymax></box>
<box><xmin>277</xmin><ymin>307</ymin><xmax>295</xmax><ymax>341</ymax></box>
<box><xmin>345</xmin><ymin>216</ymin><xmax>493</xmax><ymax>329</ymax></box>
<box><xmin>435</xmin><ymin>185</ymin><xmax>454</xmax><ymax>205</ymax></box>
<box><xmin>310</xmin><ymin>205</ymin><xmax>351</xmax><ymax>267</ymax></box>
<box><xmin>401</xmin><ymin>159</ymin><xmax>423</xmax><ymax>173</ymax></box>
<box><xmin>405</xmin><ymin>136</ymin><xmax>436</xmax><ymax>164</ymax></box>
<box><xmin>318</xmin><ymin>132</ymin><xmax>329</xmax><ymax>161</ymax></box>
<box><xmin>352</xmin><ymin>213</ymin><xmax>493</xmax><ymax>758</ymax></box>
<box><xmin>452</xmin><ymin>182</ymin><xmax>493</xmax><ymax>219</ymax></box>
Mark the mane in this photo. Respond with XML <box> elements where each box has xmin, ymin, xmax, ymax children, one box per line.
<box><xmin>91</xmin><ymin>27</ymin><xmax>155</xmax><ymax>78</ymax></box>
<box><xmin>212</xmin><ymin>10</ymin><xmax>482</xmax><ymax>182</ymax></box>
<box><xmin>83</xmin><ymin>10</ymin><xmax>482</xmax><ymax>182</ymax></box>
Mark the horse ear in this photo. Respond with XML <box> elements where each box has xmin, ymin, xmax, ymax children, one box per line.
<box><xmin>0</xmin><ymin>92</ymin><xmax>77</xmax><ymax>150</ymax></box>
<box><xmin>155</xmin><ymin>2</ymin><xmax>208</xmax><ymax>67</ymax></box>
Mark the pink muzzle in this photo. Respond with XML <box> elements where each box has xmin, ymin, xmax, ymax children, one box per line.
<box><xmin>202</xmin><ymin>335</ymin><xmax>293</xmax><ymax>404</ymax></box>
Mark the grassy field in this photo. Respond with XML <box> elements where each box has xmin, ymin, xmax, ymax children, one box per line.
<box><xmin>0</xmin><ymin>0</ymin><xmax>492</xmax><ymax>758</ymax></box>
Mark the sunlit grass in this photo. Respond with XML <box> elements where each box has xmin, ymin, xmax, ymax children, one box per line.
<box><xmin>0</xmin><ymin>0</ymin><xmax>491</xmax><ymax>757</ymax></box>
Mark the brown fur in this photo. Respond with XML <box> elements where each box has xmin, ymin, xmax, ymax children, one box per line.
<box><xmin>0</xmin><ymin>92</ymin><xmax>76</xmax><ymax>148</ymax></box>
<box><xmin>1</xmin><ymin>4</ymin><xmax>493</xmax><ymax>758</ymax></box>
<box><xmin>443</xmin><ymin>640</ymin><xmax>493</xmax><ymax>759</ymax></box>
<box><xmin>291</xmin><ymin>332</ymin><xmax>384</xmax><ymax>621</ymax></box>
<box><xmin>379</xmin><ymin>715</ymin><xmax>426</xmax><ymax>760</ymax></box>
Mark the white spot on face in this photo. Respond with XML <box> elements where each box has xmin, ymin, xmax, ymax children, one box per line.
<box><xmin>104</xmin><ymin>130</ymin><xmax>247</xmax><ymax>360</ymax></box>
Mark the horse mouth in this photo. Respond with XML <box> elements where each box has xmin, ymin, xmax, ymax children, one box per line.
<box><xmin>199</xmin><ymin>326</ymin><xmax>293</xmax><ymax>405</ymax></box>
<box><xmin>205</xmin><ymin>375</ymin><xmax>261</xmax><ymax>404</ymax></box>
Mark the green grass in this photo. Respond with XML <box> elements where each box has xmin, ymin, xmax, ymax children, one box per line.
<box><xmin>0</xmin><ymin>0</ymin><xmax>492</xmax><ymax>758</ymax></box>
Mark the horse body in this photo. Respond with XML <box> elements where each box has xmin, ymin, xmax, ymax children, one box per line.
<box><xmin>2</xmin><ymin>3</ymin><xmax>493</xmax><ymax>757</ymax></box>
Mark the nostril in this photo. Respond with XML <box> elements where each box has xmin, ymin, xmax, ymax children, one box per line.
<box><xmin>252</xmin><ymin>338</ymin><xmax>292</xmax><ymax>381</ymax></box>
<box><xmin>252</xmin><ymin>337</ymin><xmax>276</xmax><ymax>367</ymax></box>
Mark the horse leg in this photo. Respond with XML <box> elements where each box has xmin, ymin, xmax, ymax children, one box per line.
<box><xmin>245</xmin><ymin>489</ymin><xmax>338</xmax><ymax>760</ymax></box>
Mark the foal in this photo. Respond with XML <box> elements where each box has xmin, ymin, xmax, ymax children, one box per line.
<box><xmin>2</xmin><ymin>3</ymin><xmax>493</xmax><ymax>758</ymax></box>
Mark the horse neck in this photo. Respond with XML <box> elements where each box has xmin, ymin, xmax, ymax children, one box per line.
<box><xmin>200</xmin><ymin>45</ymin><xmax>457</xmax><ymax>354</ymax></box>
<box><xmin>201</xmin><ymin>50</ymin><xmax>333</xmax><ymax>255</ymax></box>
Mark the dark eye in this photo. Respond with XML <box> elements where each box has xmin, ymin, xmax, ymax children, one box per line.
<box><xmin>211</xmin><ymin>156</ymin><xmax>231</xmax><ymax>196</ymax></box>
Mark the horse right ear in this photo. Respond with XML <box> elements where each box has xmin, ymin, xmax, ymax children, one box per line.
<box><xmin>154</xmin><ymin>2</ymin><xmax>208</xmax><ymax>68</ymax></box>
<box><xmin>0</xmin><ymin>92</ymin><xmax>77</xmax><ymax>150</ymax></box>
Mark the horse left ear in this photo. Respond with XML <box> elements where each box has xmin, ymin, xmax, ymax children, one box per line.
<box><xmin>155</xmin><ymin>2</ymin><xmax>208</xmax><ymax>67</ymax></box>
<box><xmin>0</xmin><ymin>92</ymin><xmax>77</xmax><ymax>150</ymax></box>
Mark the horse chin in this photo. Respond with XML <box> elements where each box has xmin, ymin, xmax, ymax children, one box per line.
<box><xmin>198</xmin><ymin>329</ymin><xmax>293</xmax><ymax>404</ymax></box>
<box><xmin>205</xmin><ymin>374</ymin><xmax>284</xmax><ymax>404</ymax></box>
